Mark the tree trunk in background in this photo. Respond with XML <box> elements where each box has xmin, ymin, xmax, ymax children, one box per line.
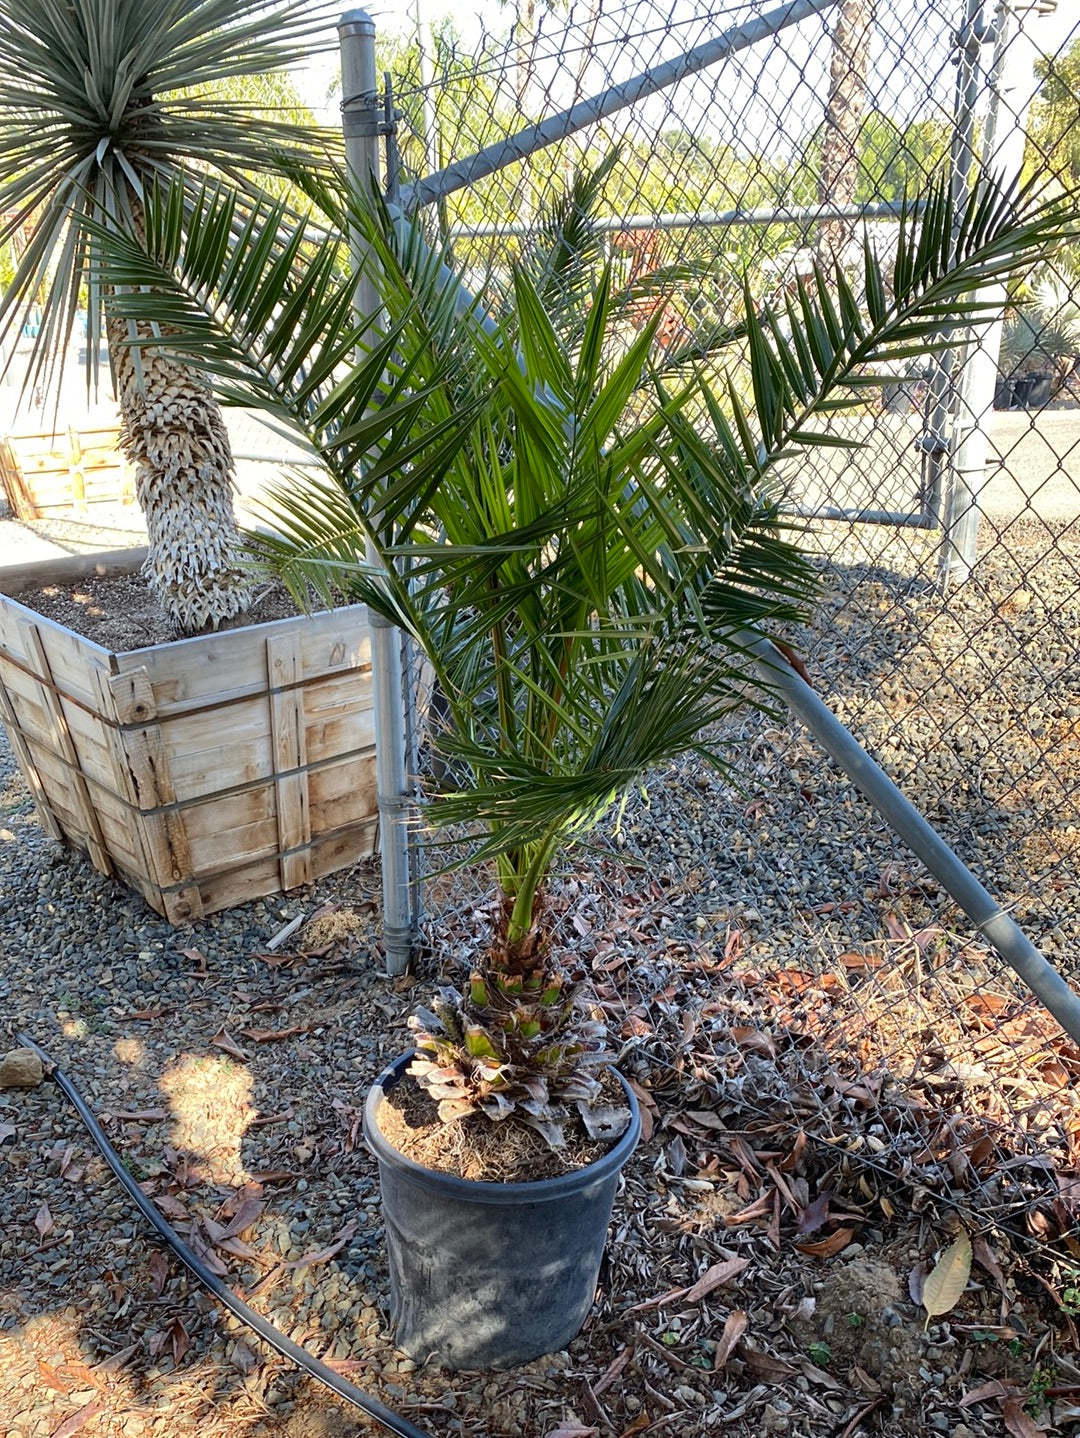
<box><xmin>817</xmin><ymin>0</ymin><xmax>875</xmax><ymax>260</ymax></box>
<box><xmin>109</xmin><ymin>315</ymin><xmax>253</xmax><ymax>635</ymax></box>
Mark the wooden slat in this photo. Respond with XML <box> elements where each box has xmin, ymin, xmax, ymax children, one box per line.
<box><xmin>0</xmin><ymin>593</ymin><xmax>113</xmax><ymax>708</ymax></box>
<box><xmin>111</xmin><ymin>605</ymin><xmax>372</xmax><ymax>717</ymax></box>
<box><xmin>309</xmin><ymin>819</ymin><xmax>378</xmax><ymax>879</ymax></box>
<box><xmin>0</xmin><ymin>426</ymin><xmax>130</xmax><ymax>519</ymax></box>
<box><xmin>0</xmin><ymin>669</ymin><xmax>63</xmax><ymax>842</ymax></box>
<box><xmin>109</xmin><ymin>666</ymin><xmax>158</xmax><ymax>725</ymax></box>
<box><xmin>158</xmin><ymin>702</ymin><xmax>273</xmax><ymax>804</ymax></box>
<box><xmin>267</xmin><ymin>631</ymin><xmax>312</xmax><ymax>891</ymax></box>
<box><xmin>13</xmin><ymin>616</ymin><xmax>112</xmax><ymax>876</ymax></box>
<box><xmin>309</xmin><ymin>755</ymin><xmax>378</xmax><ymax>832</ymax></box>
<box><xmin>67</xmin><ymin>428</ymin><xmax>87</xmax><ymax>513</ymax></box>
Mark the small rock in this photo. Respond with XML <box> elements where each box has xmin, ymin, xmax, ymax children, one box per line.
<box><xmin>0</xmin><ymin>1049</ymin><xmax>43</xmax><ymax>1088</ymax></box>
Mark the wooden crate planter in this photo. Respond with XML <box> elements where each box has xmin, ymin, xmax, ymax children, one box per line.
<box><xmin>0</xmin><ymin>591</ymin><xmax>378</xmax><ymax>922</ymax></box>
<box><xmin>0</xmin><ymin>425</ymin><xmax>135</xmax><ymax>520</ymax></box>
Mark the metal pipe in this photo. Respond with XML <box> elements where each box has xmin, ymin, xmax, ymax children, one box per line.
<box><xmin>400</xmin><ymin>0</ymin><xmax>841</xmax><ymax>212</ymax></box>
<box><xmin>779</xmin><ymin>503</ymin><xmax>932</xmax><ymax>527</ymax></box>
<box><xmin>939</xmin><ymin>1</ymin><xmax>1049</xmax><ymax>586</ymax></box>
<box><xmin>340</xmin><ymin>10</ymin><xmax>413</xmax><ymax>976</ymax></box>
<box><xmin>921</xmin><ymin>0</ymin><xmax>987</xmax><ymax>528</ymax></box>
<box><xmin>448</xmin><ymin>200</ymin><xmax>918</xmax><ymax>240</ymax></box>
<box><xmin>748</xmin><ymin>635</ymin><xmax>1080</xmax><ymax>1045</ymax></box>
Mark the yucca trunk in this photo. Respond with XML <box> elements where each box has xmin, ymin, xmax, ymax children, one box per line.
<box><xmin>109</xmin><ymin>308</ymin><xmax>252</xmax><ymax>636</ymax></box>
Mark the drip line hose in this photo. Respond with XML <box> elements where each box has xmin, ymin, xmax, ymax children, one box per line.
<box><xmin>14</xmin><ymin>1032</ymin><xmax>433</xmax><ymax>1438</ymax></box>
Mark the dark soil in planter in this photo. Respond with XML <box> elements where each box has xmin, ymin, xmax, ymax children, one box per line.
<box><xmin>12</xmin><ymin>571</ymin><xmax>301</xmax><ymax>650</ymax></box>
<box><xmin>376</xmin><ymin>1067</ymin><xmax>626</xmax><ymax>1182</ymax></box>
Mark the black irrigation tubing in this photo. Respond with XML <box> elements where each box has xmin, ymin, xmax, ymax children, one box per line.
<box><xmin>14</xmin><ymin>1032</ymin><xmax>434</xmax><ymax>1438</ymax></box>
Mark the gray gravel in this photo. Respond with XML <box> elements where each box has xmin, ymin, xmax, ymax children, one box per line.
<box><xmin>2</xmin><ymin>508</ymin><xmax>1080</xmax><ymax>1438</ymax></box>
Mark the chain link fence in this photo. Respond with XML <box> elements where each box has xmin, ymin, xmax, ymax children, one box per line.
<box><xmin>374</xmin><ymin>0</ymin><xmax>1080</xmax><ymax>1254</ymax></box>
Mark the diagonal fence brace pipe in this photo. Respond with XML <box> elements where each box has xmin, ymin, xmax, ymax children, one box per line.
<box><xmin>400</xmin><ymin>0</ymin><xmax>840</xmax><ymax>212</ymax></box>
<box><xmin>750</xmin><ymin>635</ymin><xmax>1080</xmax><ymax>1045</ymax></box>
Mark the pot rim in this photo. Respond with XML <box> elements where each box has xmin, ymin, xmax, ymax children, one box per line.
<box><xmin>363</xmin><ymin>1050</ymin><xmax>642</xmax><ymax>1205</ymax></box>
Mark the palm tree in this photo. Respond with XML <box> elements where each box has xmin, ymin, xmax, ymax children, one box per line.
<box><xmin>817</xmin><ymin>0</ymin><xmax>875</xmax><ymax>259</ymax></box>
<box><xmin>0</xmin><ymin>0</ymin><xmax>340</xmax><ymax>633</ymax></box>
<box><xmin>94</xmin><ymin>167</ymin><xmax>1075</xmax><ymax>1144</ymax></box>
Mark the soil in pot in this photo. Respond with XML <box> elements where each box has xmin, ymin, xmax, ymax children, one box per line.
<box><xmin>12</xmin><ymin>571</ymin><xmax>300</xmax><ymax>649</ymax></box>
<box><xmin>375</xmin><ymin>1064</ymin><xmax>627</xmax><ymax>1183</ymax></box>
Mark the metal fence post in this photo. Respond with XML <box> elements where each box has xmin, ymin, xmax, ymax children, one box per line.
<box><xmin>920</xmin><ymin>0</ymin><xmax>987</xmax><ymax>530</ymax></box>
<box><xmin>339</xmin><ymin>9</ymin><xmax>414</xmax><ymax>976</ymax></box>
<box><xmin>939</xmin><ymin>0</ymin><xmax>1052</xmax><ymax>586</ymax></box>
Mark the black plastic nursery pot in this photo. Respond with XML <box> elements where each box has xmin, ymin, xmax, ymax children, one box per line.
<box><xmin>363</xmin><ymin>1052</ymin><xmax>642</xmax><ymax>1371</ymax></box>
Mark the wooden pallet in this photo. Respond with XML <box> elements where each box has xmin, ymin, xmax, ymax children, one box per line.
<box><xmin>0</xmin><ymin>593</ymin><xmax>378</xmax><ymax>922</ymax></box>
<box><xmin>0</xmin><ymin>425</ymin><xmax>135</xmax><ymax>520</ymax></box>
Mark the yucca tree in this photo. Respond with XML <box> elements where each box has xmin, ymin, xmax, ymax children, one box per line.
<box><xmin>94</xmin><ymin>169</ymin><xmax>1074</xmax><ymax>1144</ymax></box>
<box><xmin>0</xmin><ymin>0</ymin><xmax>340</xmax><ymax>633</ymax></box>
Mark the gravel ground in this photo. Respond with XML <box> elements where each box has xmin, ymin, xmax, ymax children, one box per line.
<box><xmin>2</xmin><ymin>515</ymin><xmax>1080</xmax><ymax>1438</ymax></box>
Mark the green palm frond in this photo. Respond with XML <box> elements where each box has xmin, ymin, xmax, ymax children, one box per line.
<box><xmin>93</xmin><ymin>164</ymin><xmax>1076</xmax><ymax>945</ymax></box>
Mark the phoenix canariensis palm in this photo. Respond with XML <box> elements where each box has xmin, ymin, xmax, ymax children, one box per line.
<box><xmin>0</xmin><ymin>0</ymin><xmax>341</xmax><ymax>632</ymax></box>
<box><xmin>94</xmin><ymin>168</ymin><xmax>1075</xmax><ymax>1152</ymax></box>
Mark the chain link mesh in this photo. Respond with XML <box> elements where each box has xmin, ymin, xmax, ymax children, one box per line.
<box><xmin>387</xmin><ymin>0</ymin><xmax>1080</xmax><ymax>1248</ymax></box>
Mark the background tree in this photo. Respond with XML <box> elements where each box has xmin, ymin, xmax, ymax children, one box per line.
<box><xmin>0</xmin><ymin>0</ymin><xmax>340</xmax><ymax>634</ymax></box>
<box><xmin>1028</xmin><ymin>35</ymin><xmax>1080</xmax><ymax>191</ymax></box>
<box><xmin>817</xmin><ymin>0</ymin><xmax>876</xmax><ymax>257</ymax></box>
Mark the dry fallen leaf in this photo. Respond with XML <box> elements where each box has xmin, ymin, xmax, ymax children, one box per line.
<box><xmin>148</xmin><ymin>1249</ymin><xmax>168</xmax><ymax>1297</ymax></box>
<box><xmin>542</xmin><ymin>1427</ymin><xmax>598</xmax><ymax>1438</ymax></box>
<box><xmin>797</xmin><ymin>1192</ymin><xmax>832</xmax><ymax>1236</ymax></box>
<box><xmin>960</xmin><ymin>1380</ymin><xmax>1017</xmax><ymax>1409</ymax></box>
<box><xmin>170</xmin><ymin>1317</ymin><xmax>190</xmax><ymax>1367</ymax></box>
<box><xmin>972</xmin><ymin>1236</ymin><xmax>1008</xmax><ymax>1295</ymax></box>
<box><xmin>743</xmin><ymin>1348</ymin><xmax>798</xmax><ymax>1383</ymax></box>
<box><xmin>682</xmin><ymin>1108</ymin><xmax>725</xmax><ymax>1131</ymax></box>
<box><xmin>1001</xmin><ymin>1396</ymin><xmax>1049</xmax><ymax>1438</ymax></box>
<box><xmin>252</xmin><ymin>950</ymin><xmax>299</xmax><ymax>968</ymax></box>
<box><xmin>795</xmin><ymin>1226</ymin><xmax>854</xmax><ymax>1258</ymax></box>
<box><xmin>209</xmin><ymin>1028</ymin><xmax>248</xmax><ymax>1061</ymax></box>
<box><xmin>908</xmin><ymin>1260</ymin><xmax>928</xmax><ymax>1306</ymax></box>
<box><xmin>624</xmin><ymin>1078</ymin><xmax>657</xmax><ymax>1144</ymax></box>
<box><xmin>34</xmin><ymin>1202</ymin><xmax>54</xmax><ymax>1239</ymax></box>
<box><xmin>922</xmin><ymin>1231</ymin><xmax>972</xmax><ymax>1324</ymax></box>
<box><xmin>179</xmin><ymin>946</ymin><xmax>209</xmax><ymax>977</ymax></box>
<box><xmin>37</xmin><ymin>1360</ymin><xmax>70</xmax><ymax>1394</ymax></box>
<box><xmin>230</xmin><ymin>1339</ymin><xmax>259</xmax><ymax>1375</ymax></box>
<box><xmin>92</xmin><ymin>1342</ymin><xmax>140</xmax><ymax>1375</ymax></box>
<box><xmin>152</xmin><ymin>1193</ymin><xmax>189</xmax><ymax>1222</ymax></box>
<box><xmin>729</xmin><ymin>1025</ymin><xmax>777</xmax><ymax>1058</ymax></box>
<box><xmin>592</xmin><ymin>1343</ymin><xmax>633</xmax><ymax>1396</ymax></box>
<box><xmin>239</xmin><ymin>1025</ymin><xmax>307</xmax><ymax>1043</ymax></box>
<box><xmin>713</xmin><ymin>1309</ymin><xmax>748</xmax><ymax>1370</ymax></box>
<box><xmin>50</xmin><ymin>1400</ymin><xmax>103</xmax><ymax>1438</ymax></box>
<box><xmin>59</xmin><ymin>1146</ymin><xmax>82</xmax><ymax>1181</ymax></box>
<box><xmin>683</xmin><ymin>1256</ymin><xmax>750</xmax><ymax>1302</ymax></box>
<box><xmin>286</xmin><ymin>1222</ymin><xmax>358</xmax><ymax>1272</ymax></box>
<box><xmin>219</xmin><ymin>1197</ymin><xmax>265</xmax><ymax>1238</ymax></box>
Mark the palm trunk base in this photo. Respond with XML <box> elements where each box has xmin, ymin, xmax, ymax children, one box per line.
<box><xmin>117</xmin><ymin>344</ymin><xmax>253</xmax><ymax>634</ymax></box>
